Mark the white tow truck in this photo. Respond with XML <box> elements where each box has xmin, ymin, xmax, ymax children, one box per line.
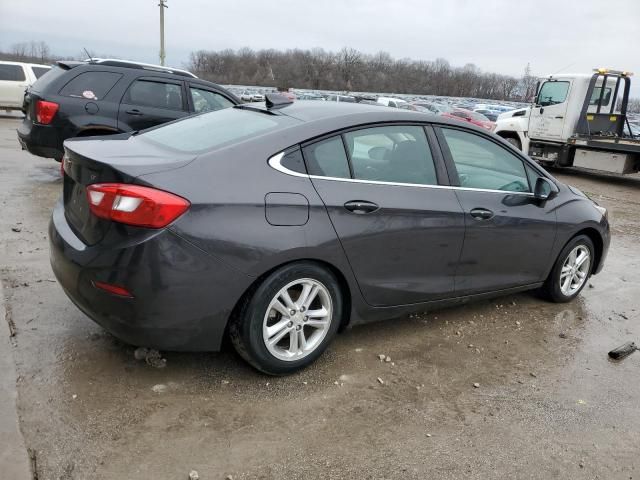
<box><xmin>494</xmin><ymin>68</ymin><xmax>640</xmax><ymax>175</ymax></box>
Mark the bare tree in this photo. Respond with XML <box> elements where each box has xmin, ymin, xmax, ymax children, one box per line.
<box><xmin>187</xmin><ymin>46</ymin><xmax>523</xmax><ymax>100</ymax></box>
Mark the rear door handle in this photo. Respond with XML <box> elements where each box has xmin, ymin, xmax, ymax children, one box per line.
<box><xmin>344</xmin><ymin>200</ymin><xmax>379</xmax><ymax>214</ymax></box>
<box><xmin>125</xmin><ymin>109</ymin><xmax>143</xmax><ymax>116</ymax></box>
<box><xmin>470</xmin><ymin>208</ymin><xmax>494</xmax><ymax>220</ymax></box>
<box><xmin>554</xmin><ymin>116</ymin><xmax>564</xmax><ymax>119</ymax></box>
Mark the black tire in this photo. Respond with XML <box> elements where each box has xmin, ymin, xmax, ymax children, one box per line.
<box><xmin>542</xmin><ymin>234</ymin><xmax>595</xmax><ymax>303</ymax></box>
<box><xmin>504</xmin><ymin>136</ymin><xmax>521</xmax><ymax>150</ymax></box>
<box><xmin>229</xmin><ymin>262</ymin><xmax>343</xmax><ymax>375</ymax></box>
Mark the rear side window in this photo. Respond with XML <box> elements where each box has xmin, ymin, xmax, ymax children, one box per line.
<box><xmin>124</xmin><ymin>79</ymin><xmax>183</xmax><ymax>110</ymax></box>
<box><xmin>141</xmin><ymin>107</ymin><xmax>287</xmax><ymax>153</ymax></box>
<box><xmin>343</xmin><ymin>125</ymin><xmax>437</xmax><ymax>185</ymax></box>
<box><xmin>31</xmin><ymin>67</ymin><xmax>51</xmax><ymax>79</ymax></box>
<box><xmin>303</xmin><ymin>137</ymin><xmax>351</xmax><ymax>179</ymax></box>
<box><xmin>59</xmin><ymin>71</ymin><xmax>122</xmax><ymax>100</ymax></box>
<box><xmin>441</xmin><ymin>128</ymin><xmax>530</xmax><ymax>193</ymax></box>
<box><xmin>0</xmin><ymin>64</ymin><xmax>26</xmax><ymax>81</ymax></box>
<box><xmin>189</xmin><ymin>87</ymin><xmax>234</xmax><ymax>113</ymax></box>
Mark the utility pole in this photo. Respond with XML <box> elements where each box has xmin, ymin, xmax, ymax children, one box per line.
<box><xmin>159</xmin><ymin>0</ymin><xmax>168</xmax><ymax>66</ymax></box>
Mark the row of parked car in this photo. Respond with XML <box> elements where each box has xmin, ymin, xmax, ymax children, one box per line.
<box><xmin>228</xmin><ymin>86</ymin><xmax>519</xmax><ymax>131</ymax></box>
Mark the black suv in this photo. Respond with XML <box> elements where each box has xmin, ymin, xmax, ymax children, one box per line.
<box><xmin>17</xmin><ymin>59</ymin><xmax>240</xmax><ymax>160</ymax></box>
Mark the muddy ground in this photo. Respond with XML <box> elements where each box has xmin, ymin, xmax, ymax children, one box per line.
<box><xmin>1</xmin><ymin>115</ymin><xmax>639</xmax><ymax>479</ymax></box>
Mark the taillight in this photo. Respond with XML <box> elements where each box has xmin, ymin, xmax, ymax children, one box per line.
<box><xmin>35</xmin><ymin>100</ymin><xmax>59</xmax><ymax>124</ymax></box>
<box><xmin>86</xmin><ymin>183</ymin><xmax>190</xmax><ymax>228</ymax></box>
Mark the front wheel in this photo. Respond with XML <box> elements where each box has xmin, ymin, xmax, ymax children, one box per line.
<box><xmin>542</xmin><ymin>235</ymin><xmax>594</xmax><ymax>303</ymax></box>
<box><xmin>229</xmin><ymin>262</ymin><xmax>343</xmax><ymax>375</ymax></box>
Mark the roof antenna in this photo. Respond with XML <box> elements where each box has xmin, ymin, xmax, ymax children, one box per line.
<box><xmin>83</xmin><ymin>48</ymin><xmax>94</xmax><ymax>62</ymax></box>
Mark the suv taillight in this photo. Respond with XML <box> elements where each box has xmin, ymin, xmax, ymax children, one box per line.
<box><xmin>35</xmin><ymin>100</ymin><xmax>59</xmax><ymax>124</ymax></box>
<box><xmin>86</xmin><ymin>183</ymin><xmax>190</xmax><ymax>228</ymax></box>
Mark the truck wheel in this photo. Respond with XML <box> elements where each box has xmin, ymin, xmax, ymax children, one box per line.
<box><xmin>504</xmin><ymin>136</ymin><xmax>521</xmax><ymax>150</ymax></box>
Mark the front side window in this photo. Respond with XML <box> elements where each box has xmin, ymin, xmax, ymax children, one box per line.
<box><xmin>303</xmin><ymin>137</ymin><xmax>351</xmax><ymax>179</ymax></box>
<box><xmin>189</xmin><ymin>87</ymin><xmax>234</xmax><ymax>113</ymax></box>
<box><xmin>0</xmin><ymin>64</ymin><xmax>26</xmax><ymax>81</ymax></box>
<box><xmin>343</xmin><ymin>125</ymin><xmax>437</xmax><ymax>185</ymax></box>
<box><xmin>59</xmin><ymin>71</ymin><xmax>122</xmax><ymax>100</ymax></box>
<box><xmin>441</xmin><ymin>128</ymin><xmax>530</xmax><ymax>193</ymax></box>
<box><xmin>537</xmin><ymin>81</ymin><xmax>569</xmax><ymax>106</ymax></box>
<box><xmin>124</xmin><ymin>79</ymin><xmax>184</xmax><ymax>110</ymax></box>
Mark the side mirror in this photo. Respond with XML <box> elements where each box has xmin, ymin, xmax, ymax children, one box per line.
<box><xmin>534</xmin><ymin>177</ymin><xmax>559</xmax><ymax>201</ymax></box>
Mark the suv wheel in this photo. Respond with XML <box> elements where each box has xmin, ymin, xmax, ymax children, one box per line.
<box><xmin>230</xmin><ymin>262</ymin><xmax>343</xmax><ymax>375</ymax></box>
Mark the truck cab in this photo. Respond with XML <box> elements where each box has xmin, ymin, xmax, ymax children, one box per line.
<box><xmin>494</xmin><ymin>69</ymin><xmax>640</xmax><ymax>175</ymax></box>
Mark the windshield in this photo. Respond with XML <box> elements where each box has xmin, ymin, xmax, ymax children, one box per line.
<box><xmin>141</xmin><ymin>107</ymin><xmax>297</xmax><ymax>153</ymax></box>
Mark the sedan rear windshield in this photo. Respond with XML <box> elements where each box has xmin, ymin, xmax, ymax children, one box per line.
<box><xmin>141</xmin><ymin>107</ymin><xmax>297</xmax><ymax>153</ymax></box>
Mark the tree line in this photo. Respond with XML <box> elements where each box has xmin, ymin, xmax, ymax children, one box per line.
<box><xmin>188</xmin><ymin>47</ymin><xmax>538</xmax><ymax>101</ymax></box>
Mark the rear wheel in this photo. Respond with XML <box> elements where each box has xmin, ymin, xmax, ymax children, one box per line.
<box><xmin>230</xmin><ymin>262</ymin><xmax>343</xmax><ymax>375</ymax></box>
<box><xmin>542</xmin><ymin>235</ymin><xmax>594</xmax><ymax>302</ymax></box>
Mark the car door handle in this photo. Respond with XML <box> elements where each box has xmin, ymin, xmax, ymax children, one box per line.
<box><xmin>554</xmin><ymin>116</ymin><xmax>564</xmax><ymax>119</ymax></box>
<box><xmin>125</xmin><ymin>109</ymin><xmax>143</xmax><ymax>116</ymax></box>
<box><xmin>344</xmin><ymin>200</ymin><xmax>379</xmax><ymax>214</ymax></box>
<box><xmin>470</xmin><ymin>208</ymin><xmax>494</xmax><ymax>220</ymax></box>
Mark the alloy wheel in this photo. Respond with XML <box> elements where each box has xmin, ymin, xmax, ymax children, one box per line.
<box><xmin>559</xmin><ymin>245</ymin><xmax>591</xmax><ymax>296</ymax></box>
<box><xmin>262</xmin><ymin>278</ymin><xmax>333</xmax><ymax>361</ymax></box>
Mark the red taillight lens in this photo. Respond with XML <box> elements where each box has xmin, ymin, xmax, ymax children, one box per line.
<box><xmin>35</xmin><ymin>100</ymin><xmax>59</xmax><ymax>124</ymax></box>
<box><xmin>86</xmin><ymin>183</ymin><xmax>190</xmax><ymax>228</ymax></box>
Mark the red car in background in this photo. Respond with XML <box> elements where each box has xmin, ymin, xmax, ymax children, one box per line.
<box><xmin>411</xmin><ymin>102</ymin><xmax>494</xmax><ymax>131</ymax></box>
<box><xmin>444</xmin><ymin>108</ymin><xmax>495</xmax><ymax>131</ymax></box>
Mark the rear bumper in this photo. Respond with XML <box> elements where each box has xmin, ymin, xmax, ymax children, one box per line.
<box><xmin>17</xmin><ymin>120</ymin><xmax>64</xmax><ymax>160</ymax></box>
<box><xmin>49</xmin><ymin>200</ymin><xmax>253</xmax><ymax>351</ymax></box>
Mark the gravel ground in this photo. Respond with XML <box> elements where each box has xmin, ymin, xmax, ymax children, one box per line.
<box><xmin>1</xmin><ymin>115</ymin><xmax>639</xmax><ymax>479</ymax></box>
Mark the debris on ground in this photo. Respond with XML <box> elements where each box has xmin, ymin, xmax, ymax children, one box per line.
<box><xmin>608</xmin><ymin>341</ymin><xmax>639</xmax><ymax>360</ymax></box>
<box><xmin>377</xmin><ymin>377</ymin><xmax>384</xmax><ymax>384</ymax></box>
<box><xmin>11</xmin><ymin>227</ymin><xmax>21</xmax><ymax>232</ymax></box>
<box><xmin>529</xmin><ymin>372</ymin><xmax>537</xmax><ymax>378</ymax></box>
<box><xmin>384</xmin><ymin>356</ymin><xmax>391</xmax><ymax>363</ymax></box>
<box><xmin>151</xmin><ymin>384</ymin><xmax>167</xmax><ymax>393</ymax></box>
<box><xmin>473</xmin><ymin>383</ymin><xmax>480</xmax><ymax>388</ymax></box>
<box><xmin>426</xmin><ymin>433</ymin><xmax>432</xmax><ymax>437</ymax></box>
<box><xmin>144</xmin><ymin>349</ymin><xmax>167</xmax><ymax>368</ymax></box>
<box><xmin>188</xmin><ymin>470</ymin><xmax>199</xmax><ymax>480</ymax></box>
<box><xmin>377</xmin><ymin>354</ymin><xmax>386</xmax><ymax>361</ymax></box>
<box><xmin>559</xmin><ymin>333</ymin><xmax>568</xmax><ymax>339</ymax></box>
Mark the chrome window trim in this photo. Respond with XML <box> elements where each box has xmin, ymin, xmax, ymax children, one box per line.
<box><xmin>267</xmin><ymin>151</ymin><xmax>535</xmax><ymax>197</ymax></box>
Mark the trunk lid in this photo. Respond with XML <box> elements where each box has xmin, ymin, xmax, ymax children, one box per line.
<box><xmin>62</xmin><ymin>134</ymin><xmax>196</xmax><ymax>245</ymax></box>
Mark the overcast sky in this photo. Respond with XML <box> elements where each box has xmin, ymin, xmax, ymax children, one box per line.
<box><xmin>1</xmin><ymin>0</ymin><xmax>639</xmax><ymax>94</ymax></box>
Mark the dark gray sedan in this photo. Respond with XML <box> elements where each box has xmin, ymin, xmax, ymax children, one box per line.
<box><xmin>49</xmin><ymin>97</ymin><xmax>610</xmax><ymax>374</ymax></box>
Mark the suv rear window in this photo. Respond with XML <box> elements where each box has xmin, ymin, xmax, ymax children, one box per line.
<box><xmin>59</xmin><ymin>71</ymin><xmax>122</xmax><ymax>100</ymax></box>
<box><xmin>0</xmin><ymin>64</ymin><xmax>26</xmax><ymax>81</ymax></box>
<box><xmin>30</xmin><ymin>65</ymin><xmax>67</xmax><ymax>93</ymax></box>
<box><xmin>142</xmin><ymin>107</ymin><xmax>294</xmax><ymax>153</ymax></box>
